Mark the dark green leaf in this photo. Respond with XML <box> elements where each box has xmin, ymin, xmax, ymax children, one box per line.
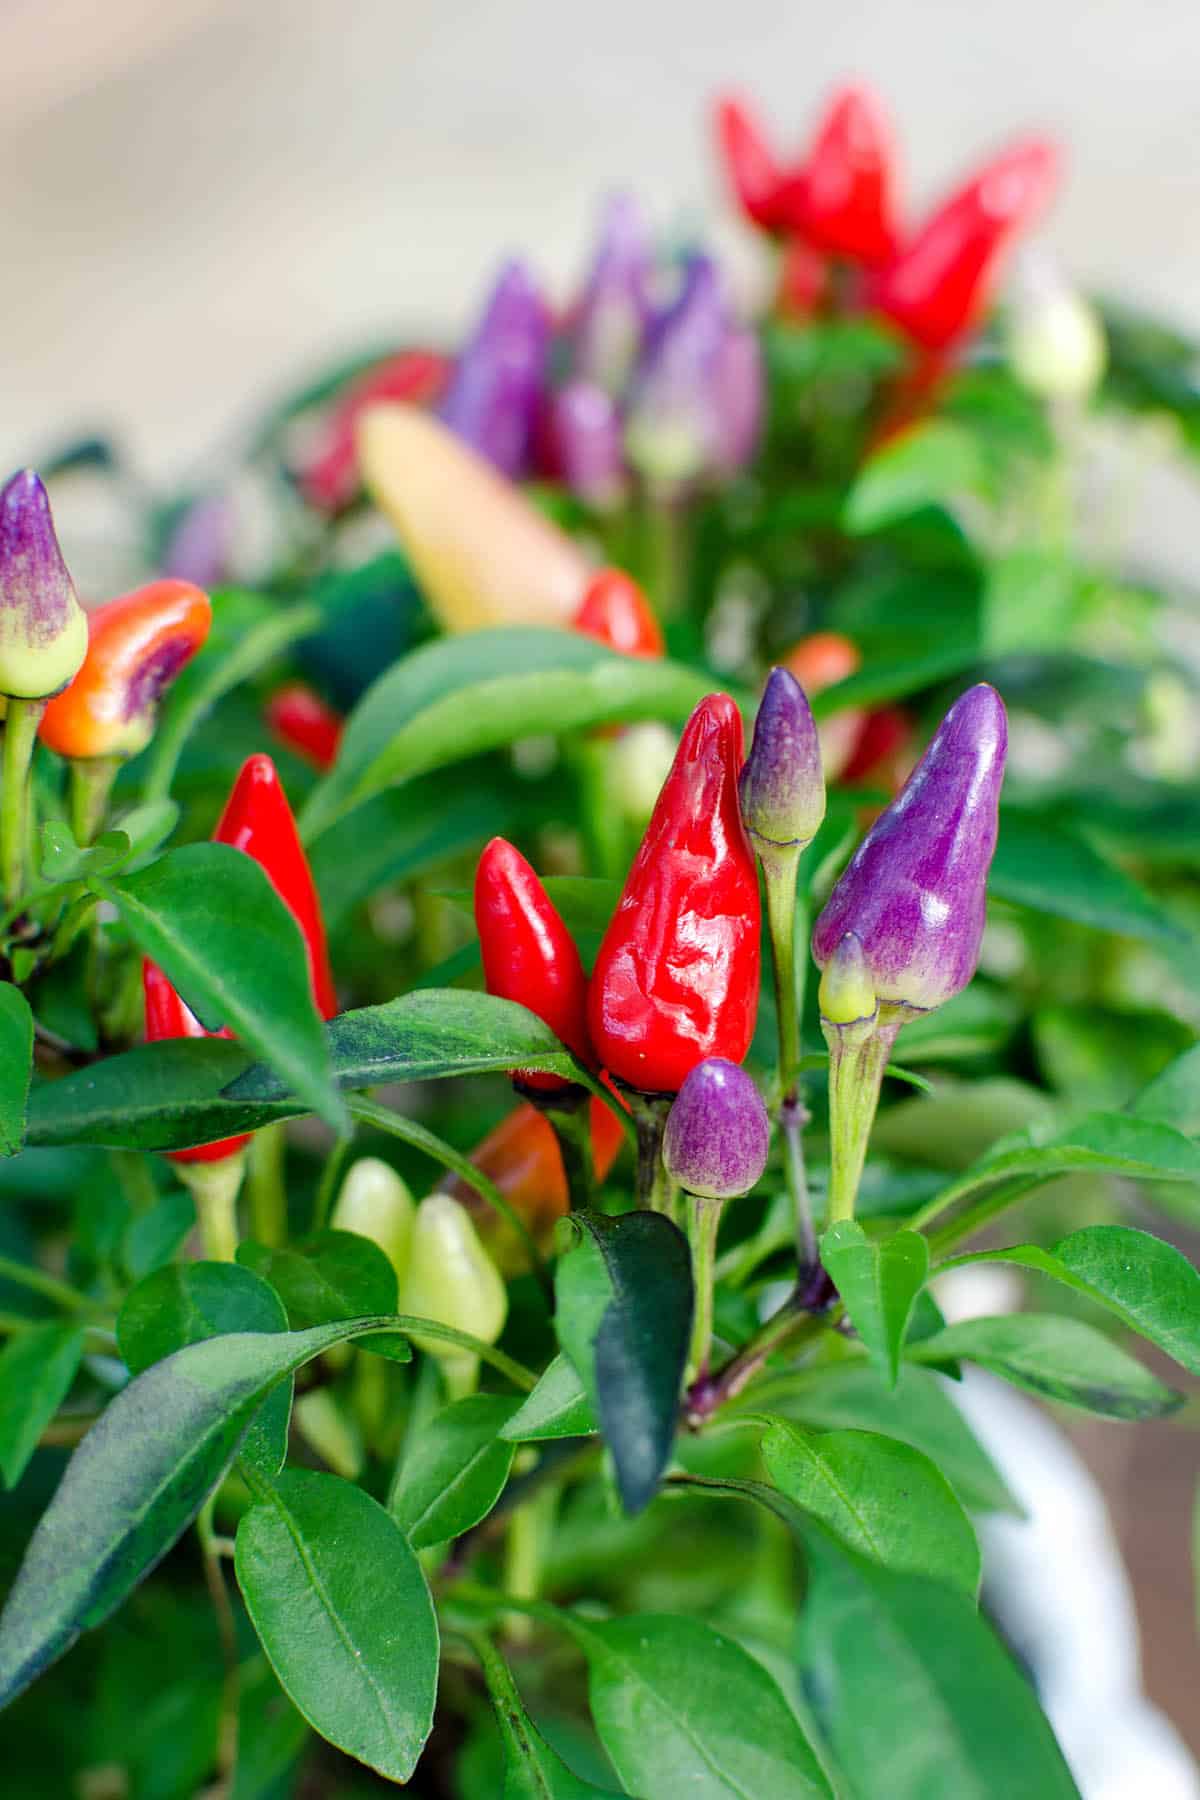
<box><xmin>0</xmin><ymin>1314</ymin><xmax>398</xmax><ymax>1707</ymax></box>
<box><xmin>566</xmin><ymin>1612</ymin><xmax>831</xmax><ymax>1798</ymax></box>
<box><xmin>0</xmin><ymin>1323</ymin><xmax>84</xmax><ymax>1489</ymax></box>
<box><xmin>501</xmin><ymin>1355</ymin><xmax>597</xmax><ymax>1443</ymax></box>
<box><xmin>235</xmin><ymin>1469</ymin><xmax>438</xmax><ymax>1783</ymax></box>
<box><xmin>391</xmin><ymin>1394</ymin><xmax>519</xmax><ymax>1547</ymax></box>
<box><xmin>990</xmin><ymin>811</ymin><xmax>1183</xmax><ymax>945</ymax></box>
<box><xmin>907</xmin><ymin>1313</ymin><xmax>1182</xmax><ymax>1418</ymax></box>
<box><xmin>237</xmin><ymin>1229</ymin><xmax>398</xmax><ymax>1332</ymax></box>
<box><xmin>91</xmin><ymin>842</ymin><xmax>344</xmax><ymax>1131</ymax></box>
<box><xmin>555</xmin><ymin>1210</ymin><xmax>692</xmax><ymax>1514</ymax></box>
<box><xmin>819</xmin><ymin>1223</ymin><xmax>928</xmax><ymax>1387</ymax></box>
<box><xmin>116</xmin><ymin>1260</ymin><xmax>293</xmax><ymax>1475</ymax></box>
<box><xmin>0</xmin><ymin>984</ymin><xmax>33</xmax><ymax>1156</ymax></box>
<box><xmin>301</xmin><ymin>627</ymin><xmax>718</xmax><ymax>837</ymax></box>
<box><xmin>760</xmin><ymin>1421</ymin><xmax>980</xmax><ymax>1594</ymax></box>
<box><xmin>942</xmin><ymin>1225</ymin><xmax>1200</xmax><ymax>1376</ymax></box>
<box><xmin>26</xmin><ymin>990</ymin><xmax>580</xmax><ymax>1152</ymax></box>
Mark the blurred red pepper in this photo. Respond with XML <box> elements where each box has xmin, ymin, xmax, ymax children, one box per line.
<box><xmin>871</xmin><ymin>139</ymin><xmax>1059</xmax><ymax>351</ymax></box>
<box><xmin>265</xmin><ymin>682</ymin><xmax>343</xmax><ymax>771</ymax></box>
<box><xmin>299</xmin><ymin>350</ymin><xmax>450</xmax><ymax>512</ymax></box>
<box><xmin>213</xmin><ymin>754</ymin><xmax>338</xmax><ymax>1020</ymax></box>
<box><xmin>784</xmin><ymin>630</ymin><xmax>864</xmax><ymax>780</ymax></box>
<box><xmin>143</xmin><ymin>753</ymin><xmax>338</xmax><ymax>1164</ymax></box>
<box><xmin>475</xmin><ymin>836</ymin><xmax>593</xmax><ymax>1093</ymax></box>
<box><xmin>802</xmin><ymin>85</ymin><xmax>898</xmax><ymax>266</ymax></box>
<box><xmin>572</xmin><ymin>568</ymin><xmax>664</xmax><ymax>659</ymax></box>
<box><xmin>448</xmin><ymin>1096</ymin><xmax>624</xmax><ymax>1264</ymax></box>
<box><xmin>40</xmin><ymin>580</ymin><xmax>211</xmax><ymax>760</ymax></box>
<box><xmin>588</xmin><ymin>693</ymin><xmax>760</xmax><ymax>1093</ymax></box>
<box><xmin>775</xmin><ymin>237</ymin><xmax>829</xmax><ymax>321</ymax></box>
<box><xmin>713</xmin><ymin>95</ymin><xmax>804</xmax><ymax>234</ymax></box>
<box><xmin>841</xmin><ymin>704</ymin><xmax>914</xmax><ymax>789</ymax></box>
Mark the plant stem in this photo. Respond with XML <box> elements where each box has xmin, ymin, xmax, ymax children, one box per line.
<box><xmin>246</xmin><ymin>1120</ymin><xmax>287</xmax><ymax>1247</ymax></box>
<box><xmin>823</xmin><ymin>1012</ymin><xmax>901</xmax><ymax>1225</ymax></box>
<box><xmin>762</xmin><ymin>854</ymin><xmax>818</xmax><ymax>1267</ymax></box>
<box><xmin>69</xmin><ymin>754</ymin><xmax>120</xmax><ymax>846</ymax></box>
<box><xmin>179</xmin><ymin>1153</ymin><xmax>247</xmax><ymax>1261</ymax></box>
<box><xmin>628</xmin><ymin>1090</ymin><xmax>674</xmax><ymax>1213</ymax></box>
<box><xmin>197</xmin><ymin>1494</ymin><xmax>240</xmax><ymax>1786</ymax></box>
<box><xmin>1</xmin><ymin>696</ymin><xmax>46</xmax><ymax>912</ymax></box>
<box><xmin>686</xmin><ymin>1192</ymin><xmax>723</xmax><ymax>1382</ymax></box>
<box><xmin>686</xmin><ymin>1296</ymin><xmax>824</xmax><ymax>1425</ymax></box>
<box><xmin>0</xmin><ymin>1251</ymin><xmax>96</xmax><ymax>1313</ymax></box>
<box><xmin>313</xmin><ymin>1134</ymin><xmax>351</xmax><ymax>1230</ymax></box>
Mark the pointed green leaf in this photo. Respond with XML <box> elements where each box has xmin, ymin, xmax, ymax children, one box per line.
<box><xmin>1129</xmin><ymin>1043</ymin><xmax>1200</xmax><ymax>1134</ymax></box>
<box><xmin>843</xmin><ymin>421</ymin><xmax>985</xmax><ymax>534</ymax></box>
<box><xmin>820</xmin><ymin>1223</ymin><xmax>928</xmax><ymax>1386</ymax></box>
<box><xmin>501</xmin><ymin>1354</ymin><xmax>597</xmax><ymax>1443</ymax></box>
<box><xmin>237</xmin><ymin>1229</ymin><xmax>398</xmax><ymax>1332</ymax></box>
<box><xmin>473</xmin><ymin>1632</ymin><xmax>625</xmax><ymax>1799</ymax></box>
<box><xmin>0</xmin><ymin>982</ymin><xmax>34</xmax><ymax>1156</ymax></box>
<box><xmin>391</xmin><ymin>1394</ymin><xmax>519</xmax><ymax>1548</ymax></box>
<box><xmin>907</xmin><ymin>1313</ymin><xmax>1182</xmax><ymax>1418</ymax></box>
<box><xmin>0</xmin><ymin>1322</ymin><xmax>84</xmax><ymax>1489</ymax></box>
<box><xmin>990</xmin><ymin>811</ymin><xmax>1183</xmax><ymax>945</ymax></box>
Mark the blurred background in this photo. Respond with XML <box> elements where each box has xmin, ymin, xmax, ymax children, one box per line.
<box><xmin>1</xmin><ymin>0</ymin><xmax>1197</xmax><ymax>1782</ymax></box>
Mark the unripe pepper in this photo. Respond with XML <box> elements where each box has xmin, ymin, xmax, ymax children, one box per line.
<box><xmin>0</xmin><ymin>470</ymin><xmax>89</xmax><ymax>700</ymax></box>
<box><xmin>398</xmin><ymin>1194</ymin><xmax>508</xmax><ymax>1398</ymax></box>
<box><xmin>265</xmin><ymin>681</ymin><xmax>343</xmax><ymax>771</ymax></box>
<box><xmin>475</xmin><ymin>837</ymin><xmax>592</xmax><ymax>1092</ymax></box>
<box><xmin>299</xmin><ymin>349</ymin><xmax>449</xmax><ymax>513</ymax></box>
<box><xmin>331</xmin><ymin>1157</ymin><xmax>415</xmax><ymax>1280</ymax></box>
<box><xmin>871</xmin><ymin>139</ymin><xmax>1059</xmax><ymax>352</ymax></box>
<box><xmin>40</xmin><ymin>580</ymin><xmax>211</xmax><ymax>759</ymax></box>
<box><xmin>572</xmin><ymin>569</ymin><xmax>664</xmax><ymax>659</ymax></box>
<box><xmin>663</xmin><ymin>1057</ymin><xmax>770</xmax><ymax>1202</ymax></box>
<box><xmin>802</xmin><ymin>84</ymin><xmax>898</xmax><ymax>266</ymax></box>
<box><xmin>588</xmin><ymin>693</ymin><xmax>760</xmax><ymax>1093</ymax></box>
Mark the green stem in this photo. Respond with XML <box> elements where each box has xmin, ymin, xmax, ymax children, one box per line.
<box><xmin>641</xmin><ymin>486</ymin><xmax>689</xmax><ymax>622</ymax></box>
<box><xmin>197</xmin><ymin>1494</ymin><xmax>240</xmax><ymax>1784</ymax></box>
<box><xmin>686</xmin><ymin>1193</ymin><xmax>723</xmax><ymax>1382</ymax></box>
<box><xmin>1</xmin><ymin>697</ymin><xmax>46</xmax><ymax>912</ymax></box>
<box><xmin>686</xmin><ymin>1298</ymin><xmax>824</xmax><ymax>1424</ymax></box>
<box><xmin>924</xmin><ymin>1176</ymin><xmax>1044</xmax><ymax>1257</ymax></box>
<box><xmin>69</xmin><ymin>755</ymin><xmax>120</xmax><ymax>847</ymax></box>
<box><xmin>627</xmin><ymin>1090</ymin><xmax>673</xmax><ymax>1213</ymax></box>
<box><xmin>179</xmin><ymin>1153</ymin><xmax>247</xmax><ymax>1261</ymax></box>
<box><xmin>246</xmin><ymin>1120</ymin><xmax>288</xmax><ymax>1247</ymax></box>
<box><xmin>762</xmin><ymin>853</ymin><xmax>817</xmax><ymax>1264</ymax></box>
<box><xmin>0</xmin><ymin>1251</ymin><xmax>96</xmax><ymax>1313</ymax></box>
<box><xmin>823</xmin><ymin>1013</ymin><xmax>901</xmax><ymax>1225</ymax></box>
<box><xmin>313</xmin><ymin>1135</ymin><xmax>352</xmax><ymax>1231</ymax></box>
<box><xmin>543</xmin><ymin>1102</ymin><xmax>595</xmax><ymax>1212</ymax></box>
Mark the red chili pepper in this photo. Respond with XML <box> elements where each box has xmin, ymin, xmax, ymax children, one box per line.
<box><xmin>572</xmin><ymin>569</ymin><xmax>664</xmax><ymax>659</ymax></box>
<box><xmin>870</xmin><ymin>139</ymin><xmax>1059</xmax><ymax>351</ymax></box>
<box><xmin>265</xmin><ymin>682</ymin><xmax>344</xmax><ymax>771</ymax></box>
<box><xmin>213</xmin><ymin>754</ymin><xmax>338</xmax><ymax>1021</ymax></box>
<box><xmin>142</xmin><ymin>963</ymin><xmax>251</xmax><ymax>1165</ymax></box>
<box><xmin>40</xmin><ymin>580</ymin><xmax>211</xmax><ymax>760</ymax></box>
<box><xmin>775</xmin><ymin>237</ymin><xmax>829</xmax><ymax>321</ymax></box>
<box><xmin>475</xmin><ymin>837</ymin><xmax>592</xmax><ymax>1093</ymax></box>
<box><xmin>802</xmin><ymin>85</ymin><xmax>898</xmax><ymax>266</ymax></box>
<box><xmin>841</xmin><ymin>705</ymin><xmax>913</xmax><ymax>788</ymax></box>
<box><xmin>299</xmin><ymin>350</ymin><xmax>450</xmax><ymax>512</ymax></box>
<box><xmin>448</xmin><ymin>1096</ymin><xmax>624</xmax><ymax>1259</ymax></box>
<box><xmin>713</xmin><ymin>95</ymin><xmax>806</xmax><ymax>235</ymax></box>
<box><xmin>588</xmin><ymin>693</ymin><xmax>760</xmax><ymax>1093</ymax></box>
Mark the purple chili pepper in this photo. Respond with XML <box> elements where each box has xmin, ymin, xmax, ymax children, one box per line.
<box><xmin>624</xmin><ymin>255</ymin><xmax>729</xmax><ymax>487</ymax></box>
<box><xmin>710</xmin><ymin>323</ymin><xmax>764</xmax><ymax>476</ymax></box>
<box><xmin>663</xmin><ymin>1057</ymin><xmax>771</xmax><ymax>1199</ymax></box>
<box><xmin>739</xmin><ymin>666</ymin><xmax>825</xmax><ymax>861</ymax></box>
<box><xmin>571</xmin><ymin>192</ymin><xmax>653</xmax><ymax>396</ymax></box>
<box><xmin>0</xmin><ymin>470</ymin><xmax>87</xmax><ymax>698</ymax></box>
<box><xmin>551</xmin><ymin>380</ymin><xmax>627</xmax><ymax>510</ymax></box>
<box><xmin>161</xmin><ymin>492</ymin><xmax>235</xmax><ymax>589</ymax></box>
<box><xmin>812</xmin><ymin>683</ymin><xmax>1008</xmax><ymax>1015</ymax></box>
<box><xmin>439</xmin><ymin>259</ymin><xmax>549</xmax><ymax>478</ymax></box>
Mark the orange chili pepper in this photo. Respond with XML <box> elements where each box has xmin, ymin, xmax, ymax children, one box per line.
<box><xmin>40</xmin><ymin>580</ymin><xmax>211</xmax><ymax>760</ymax></box>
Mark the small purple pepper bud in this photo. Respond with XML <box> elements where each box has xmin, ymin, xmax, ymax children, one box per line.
<box><xmin>710</xmin><ymin>324</ymin><xmax>764</xmax><ymax>477</ymax></box>
<box><xmin>551</xmin><ymin>380</ymin><xmax>627</xmax><ymax>510</ymax></box>
<box><xmin>739</xmin><ymin>667</ymin><xmax>825</xmax><ymax>864</ymax></box>
<box><xmin>571</xmin><ymin>192</ymin><xmax>653</xmax><ymax>397</ymax></box>
<box><xmin>439</xmin><ymin>259</ymin><xmax>549</xmax><ymax>479</ymax></box>
<box><xmin>0</xmin><ymin>470</ymin><xmax>88</xmax><ymax>698</ymax></box>
<box><xmin>812</xmin><ymin>683</ymin><xmax>1008</xmax><ymax>1015</ymax></box>
<box><xmin>663</xmin><ymin>1058</ymin><xmax>770</xmax><ymax>1200</ymax></box>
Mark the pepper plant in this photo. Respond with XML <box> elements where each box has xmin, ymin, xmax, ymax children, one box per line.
<box><xmin>1</xmin><ymin>81</ymin><xmax>1199</xmax><ymax>1800</ymax></box>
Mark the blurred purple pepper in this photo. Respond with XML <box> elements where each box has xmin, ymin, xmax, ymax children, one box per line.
<box><xmin>551</xmin><ymin>380</ymin><xmax>627</xmax><ymax>510</ymax></box>
<box><xmin>438</xmin><ymin>259</ymin><xmax>549</xmax><ymax>478</ymax></box>
<box><xmin>739</xmin><ymin>666</ymin><xmax>825</xmax><ymax>865</ymax></box>
<box><xmin>812</xmin><ymin>683</ymin><xmax>1007</xmax><ymax>1015</ymax></box>
<box><xmin>570</xmin><ymin>192</ymin><xmax>653</xmax><ymax>397</ymax></box>
<box><xmin>161</xmin><ymin>492</ymin><xmax>235</xmax><ymax>590</ymax></box>
<box><xmin>664</xmin><ymin>1057</ymin><xmax>771</xmax><ymax>1199</ymax></box>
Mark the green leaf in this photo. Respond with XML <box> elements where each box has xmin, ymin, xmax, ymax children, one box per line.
<box><xmin>235</xmin><ymin>1468</ymin><xmax>438</xmax><ymax>1784</ymax></box>
<box><xmin>26</xmin><ymin>988</ymin><xmax>581</xmax><ymax>1152</ymax></box>
<box><xmin>390</xmin><ymin>1394</ymin><xmax>519</xmax><ymax>1547</ymax></box>
<box><xmin>92</xmin><ymin>842</ymin><xmax>344</xmax><ymax>1132</ymax></box>
<box><xmin>990</xmin><ymin>811</ymin><xmax>1183</xmax><ymax>945</ymax></box>
<box><xmin>501</xmin><ymin>1354</ymin><xmax>597</xmax><ymax>1443</ymax></box>
<box><xmin>116</xmin><ymin>1261</ymin><xmax>293</xmax><ymax>1475</ymax></box>
<box><xmin>760</xmin><ymin>1421</ymin><xmax>980</xmax><ymax>1595</ymax></box>
<box><xmin>843</xmin><ymin>421</ymin><xmax>984</xmax><ymax>535</ymax></box>
<box><xmin>123</xmin><ymin>1190</ymin><xmax>195</xmax><ymax>1280</ymax></box>
<box><xmin>0</xmin><ymin>983</ymin><xmax>33</xmax><ymax>1156</ymax></box>
<box><xmin>555</xmin><ymin>1210</ymin><xmax>692</xmax><ymax>1514</ymax></box>
<box><xmin>941</xmin><ymin>1225</ymin><xmax>1200</xmax><ymax>1376</ymax></box>
<box><xmin>907</xmin><ymin>1313</ymin><xmax>1182</xmax><ymax>1418</ymax></box>
<box><xmin>301</xmin><ymin>627</ymin><xmax>717</xmax><ymax>838</ymax></box>
<box><xmin>0</xmin><ymin>1314</ymin><xmax>401</xmax><ymax>1708</ymax></box>
<box><xmin>1130</xmin><ymin>1043</ymin><xmax>1200</xmax><ymax>1135</ymax></box>
<box><xmin>237</xmin><ymin>1229</ymin><xmax>398</xmax><ymax>1331</ymax></box>
<box><xmin>0</xmin><ymin>1323</ymin><xmax>84</xmax><ymax>1489</ymax></box>
<box><xmin>819</xmin><ymin>1223</ymin><xmax>928</xmax><ymax>1387</ymax></box>
<box><xmin>736</xmin><ymin>1363</ymin><xmax>1019</xmax><ymax>1515</ymax></box>
<box><xmin>566</xmin><ymin>1613</ymin><xmax>831</xmax><ymax>1798</ymax></box>
<box><xmin>109</xmin><ymin>798</ymin><xmax>180</xmax><ymax>864</ymax></box>
<box><xmin>472</xmin><ymin>1632</ymin><xmax>625</xmax><ymax>1799</ymax></box>
<box><xmin>38</xmin><ymin>821</ymin><xmax>130</xmax><ymax>883</ymax></box>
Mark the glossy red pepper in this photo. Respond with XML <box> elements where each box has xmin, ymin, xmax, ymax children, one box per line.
<box><xmin>142</xmin><ymin>963</ymin><xmax>251</xmax><ymax>1165</ymax></box>
<box><xmin>265</xmin><ymin>682</ymin><xmax>343</xmax><ymax>771</ymax></box>
<box><xmin>870</xmin><ymin>139</ymin><xmax>1059</xmax><ymax>351</ymax></box>
<box><xmin>299</xmin><ymin>350</ymin><xmax>450</xmax><ymax>512</ymax></box>
<box><xmin>475</xmin><ymin>837</ymin><xmax>593</xmax><ymax>1093</ymax></box>
<box><xmin>588</xmin><ymin>693</ymin><xmax>760</xmax><ymax>1093</ymax></box>
<box><xmin>213</xmin><ymin>754</ymin><xmax>338</xmax><ymax>1021</ymax></box>
<box><xmin>802</xmin><ymin>85</ymin><xmax>898</xmax><ymax>266</ymax></box>
<box><xmin>572</xmin><ymin>569</ymin><xmax>664</xmax><ymax>659</ymax></box>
